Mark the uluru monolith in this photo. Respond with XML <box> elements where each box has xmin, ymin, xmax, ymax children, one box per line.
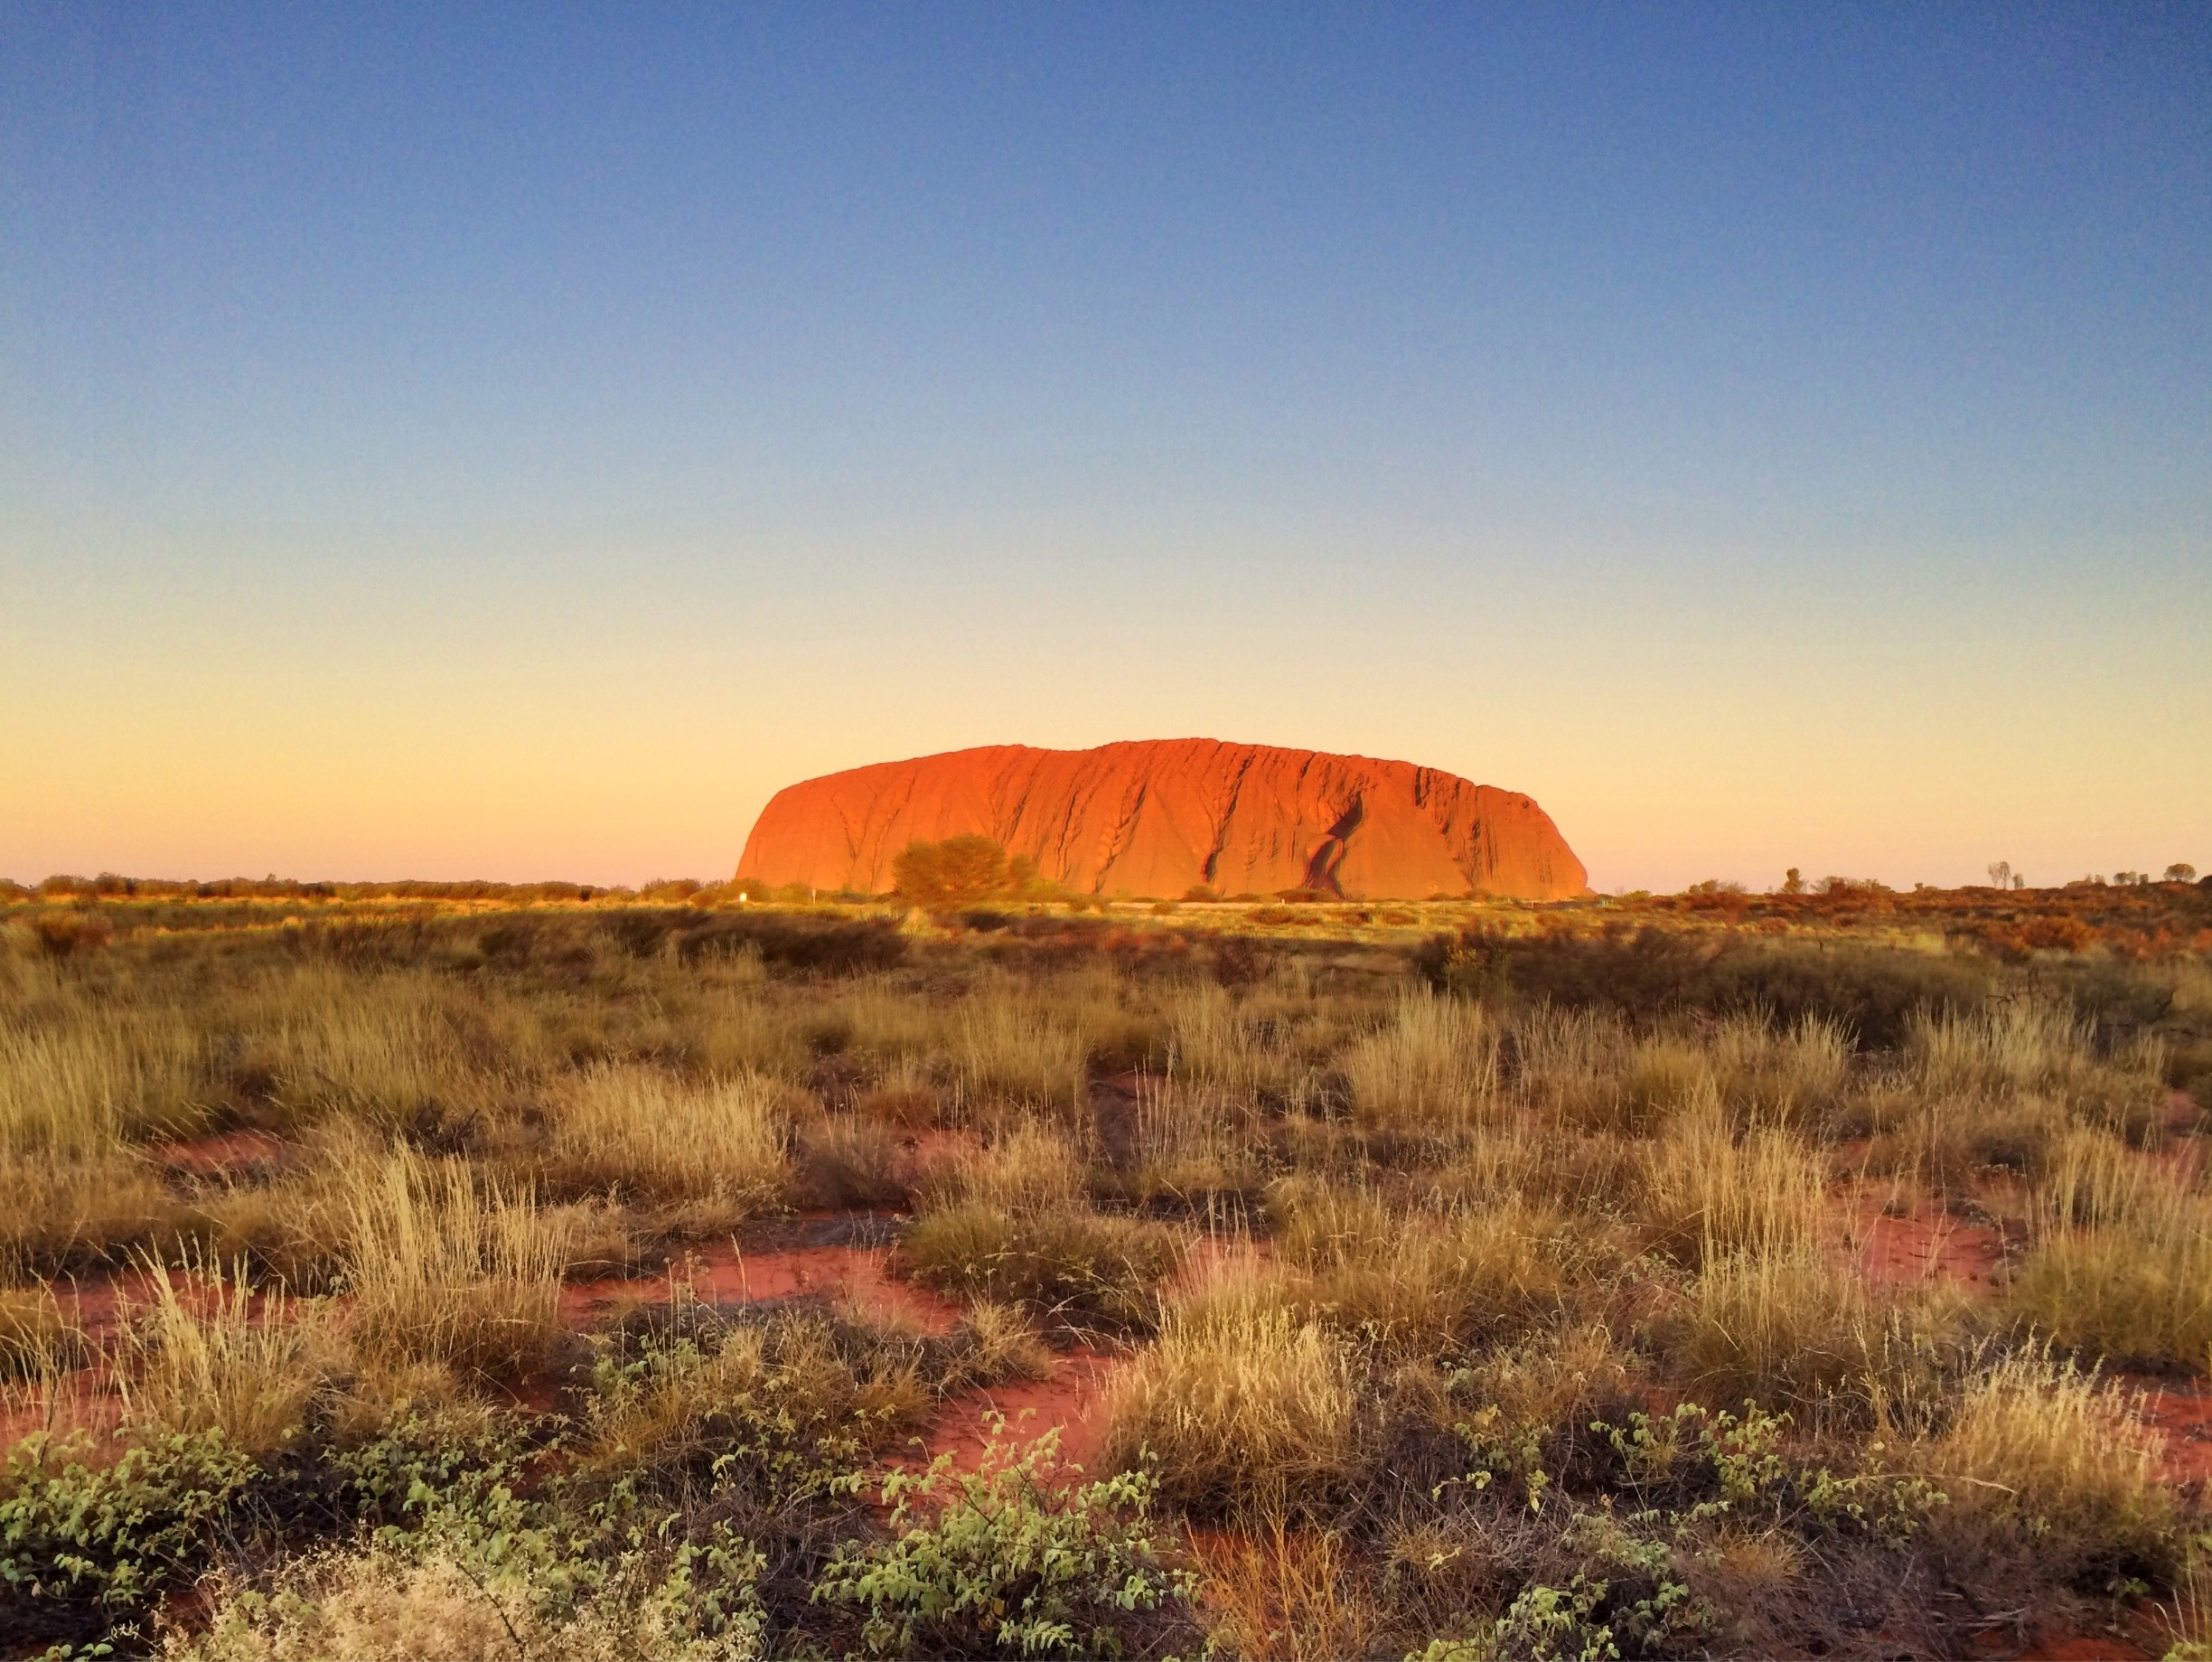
<box><xmin>736</xmin><ymin>739</ymin><xmax>1587</xmax><ymax>901</ymax></box>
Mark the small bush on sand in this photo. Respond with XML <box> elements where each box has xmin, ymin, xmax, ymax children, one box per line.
<box><xmin>2</xmin><ymin>1426</ymin><xmax>259</xmax><ymax>1635</ymax></box>
<box><xmin>812</xmin><ymin>1423</ymin><xmax>1195</xmax><ymax>1659</ymax></box>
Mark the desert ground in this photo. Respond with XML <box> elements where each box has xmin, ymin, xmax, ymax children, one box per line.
<box><xmin>3</xmin><ymin>871</ymin><xmax>2209</xmax><ymax>1658</ymax></box>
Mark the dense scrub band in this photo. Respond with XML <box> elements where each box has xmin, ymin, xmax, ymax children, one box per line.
<box><xmin>0</xmin><ymin>885</ymin><xmax>2207</xmax><ymax>1657</ymax></box>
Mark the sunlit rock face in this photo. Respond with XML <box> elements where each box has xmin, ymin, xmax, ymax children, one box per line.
<box><xmin>736</xmin><ymin>739</ymin><xmax>1589</xmax><ymax>901</ymax></box>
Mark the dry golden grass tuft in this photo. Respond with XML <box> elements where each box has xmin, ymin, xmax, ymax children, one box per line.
<box><xmin>343</xmin><ymin>1150</ymin><xmax>568</xmax><ymax>1383</ymax></box>
<box><xmin>118</xmin><ymin>1254</ymin><xmax>337</xmax><ymax>1455</ymax></box>
<box><xmin>1193</xmin><ymin>1518</ymin><xmax>1378</xmax><ymax>1662</ymax></box>
<box><xmin>1636</xmin><ymin>1108</ymin><xmax>1825</xmax><ymax>1268</ymax></box>
<box><xmin>1101</xmin><ymin>1263</ymin><xmax>1358</xmax><ymax>1520</ymax></box>
<box><xmin>1130</xmin><ymin>1074</ymin><xmax>1267</xmax><ymax>1199</ymax></box>
<box><xmin>2005</xmin><ymin>1128</ymin><xmax>2212</xmax><ymax>1369</ymax></box>
<box><xmin>949</xmin><ymin>980</ymin><xmax>1088</xmax><ymax>1114</ymax></box>
<box><xmin>1672</xmin><ymin>1238</ymin><xmax>1877</xmax><ymax>1409</ymax></box>
<box><xmin>1342</xmin><ymin>987</ymin><xmax>1498</xmax><ymax>1133</ymax></box>
<box><xmin>1270</xmin><ymin>1178</ymin><xmax>1577</xmax><ymax>1352</ymax></box>
<box><xmin>0</xmin><ymin>1005</ymin><xmax>207</xmax><ymax>1155</ymax></box>
<box><xmin>1912</xmin><ymin>1343</ymin><xmax>2174</xmax><ymax>1584</ymax></box>
<box><xmin>545</xmin><ymin>1065</ymin><xmax>790</xmax><ymax>1225</ymax></box>
<box><xmin>0</xmin><ymin>1148</ymin><xmax>179</xmax><ymax>1276</ymax></box>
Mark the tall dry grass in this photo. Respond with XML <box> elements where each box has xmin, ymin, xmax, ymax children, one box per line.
<box><xmin>1509</xmin><ymin>1004</ymin><xmax>1636</xmax><ymax>1130</ymax></box>
<box><xmin>1636</xmin><ymin>1108</ymin><xmax>1825</xmax><ymax>1267</ymax></box>
<box><xmin>255</xmin><ymin>967</ymin><xmax>474</xmax><ymax>1125</ymax></box>
<box><xmin>1130</xmin><ymin>1075</ymin><xmax>1267</xmax><ymax>1198</ymax></box>
<box><xmin>1705</xmin><ymin>1012</ymin><xmax>1850</xmax><ymax>1129</ymax></box>
<box><xmin>2005</xmin><ymin>1128</ymin><xmax>2212</xmax><ymax>1368</ymax></box>
<box><xmin>949</xmin><ymin>981</ymin><xmax>1087</xmax><ymax>1114</ymax></box>
<box><xmin>1101</xmin><ymin>1263</ymin><xmax>1358</xmax><ymax>1520</ymax></box>
<box><xmin>0</xmin><ymin>1007</ymin><xmax>207</xmax><ymax>1155</ymax></box>
<box><xmin>1270</xmin><ymin>1179</ymin><xmax>1573</xmax><ymax>1351</ymax></box>
<box><xmin>0</xmin><ymin>1148</ymin><xmax>178</xmax><ymax>1276</ymax></box>
<box><xmin>545</xmin><ymin>1065</ymin><xmax>790</xmax><ymax>1224</ymax></box>
<box><xmin>119</xmin><ymin>1255</ymin><xmax>335</xmax><ymax>1454</ymax></box>
<box><xmin>1913</xmin><ymin>1343</ymin><xmax>2173</xmax><ymax>1583</ymax></box>
<box><xmin>1909</xmin><ymin>999</ymin><xmax>2166</xmax><ymax>1149</ymax></box>
<box><xmin>1673</xmin><ymin>1238</ymin><xmax>1877</xmax><ymax>1409</ymax></box>
<box><xmin>343</xmin><ymin>1151</ymin><xmax>569</xmax><ymax>1382</ymax></box>
<box><xmin>1194</xmin><ymin>1520</ymin><xmax>1378</xmax><ymax>1662</ymax></box>
<box><xmin>904</xmin><ymin>1121</ymin><xmax>1181</xmax><ymax>1329</ymax></box>
<box><xmin>1342</xmin><ymin>988</ymin><xmax>1498</xmax><ymax>1134</ymax></box>
<box><xmin>1162</xmin><ymin>980</ymin><xmax>1336</xmax><ymax>1110</ymax></box>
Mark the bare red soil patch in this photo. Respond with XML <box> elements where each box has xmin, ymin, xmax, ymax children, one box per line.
<box><xmin>1851</xmin><ymin>1203</ymin><xmax>2007</xmax><ymax>1293</ymax></box>
<box><xmin>149</xmin><ymin>1129</ymin><xmax>289</xmax><ymax>1176</ymax></box>
<box><xmin>2133</xmin><ymin>1378</ymin><xmax>2212</xmax><ymax>1487</ymax></box>
<box><xmin>559</xmin><ymin>1242</ymin><xmax>961</xmax><ymax>1336</ymax></box>
<box><xmin>911</xmin><ymin>1347</ymin><xmax>1118</xmax><ymax>1479</ymax></box>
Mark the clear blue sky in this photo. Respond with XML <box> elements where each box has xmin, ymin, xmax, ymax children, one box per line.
<box><xmin>4</xmin><ymin>4</ymin><xmax>2207</xmax><ymax>888</ymax></box>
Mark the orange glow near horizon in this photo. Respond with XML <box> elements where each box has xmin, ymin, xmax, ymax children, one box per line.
<box><xmin>4</xmin><ymin>514</ymin><xmax>2203</xmax><ymax>895</ymax></box>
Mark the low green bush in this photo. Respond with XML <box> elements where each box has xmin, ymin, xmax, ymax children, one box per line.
<box><xmin>812</xmin><ymin>1421</ymin><xmax>1195</xmax><ymax>1658</ymax></box>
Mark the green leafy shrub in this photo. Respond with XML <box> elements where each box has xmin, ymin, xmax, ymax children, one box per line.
<box><xmin>812</xmin><ymin>1422</ymin><xmax>1195</xmax><ymax>1658</ymax></box>
<box><xmin>1</xmin><ymin>1427</ymin><xmax>258</xmax><ymax>1645</ymax></box>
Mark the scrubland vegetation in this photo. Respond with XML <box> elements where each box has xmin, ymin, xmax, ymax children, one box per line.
<box><xmin>2</xmin><ymin>874</ymin><xmax>2210</xmax><ymax>1657</ymax></box>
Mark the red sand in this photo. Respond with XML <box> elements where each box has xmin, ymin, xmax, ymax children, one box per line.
<box><xmin>559</xmin><ymin>1242</ymin><xmax>961</xmax><ymax>1336</ymax></box>
<box><xmin>150</xmin><ymin>1130</ymin><xmax>289</xmax><ymax>1175</ymax></box>
<box><xmin>1852</xmin><ymin>1205</ymin><xmax>2009</xmax><ymax>1292</ymax></box>
<box><xmin>2133</xmin><ymin>1378</ymin><xmax>2212</xmax><ymax>1487</ymax></box>
<box><xmin>900</xmin><ymin>1347</ymin><xmax>1119</xmax><ymax>1483</ymax></box>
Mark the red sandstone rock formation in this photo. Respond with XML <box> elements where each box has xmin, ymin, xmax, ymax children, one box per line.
<box><xmin>736</xmin><ymin>739</ymin><xmax>1587</xmax><ymax>901</ymax></box>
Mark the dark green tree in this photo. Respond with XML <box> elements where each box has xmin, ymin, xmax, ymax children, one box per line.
<box><xmin>892</xmin><ymin>835</ymin><xmax>1011</xmax><ymax>910</ymax></box>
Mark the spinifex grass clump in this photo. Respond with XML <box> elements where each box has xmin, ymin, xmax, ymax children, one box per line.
<box><xmin>546</xmin><ymin>1063</ymin><xmax>792</xmax><ymax>1227</ymax></box>
<box><xmin>1269</xmin><ymin>1178</ymin><xmax>1583</xmax><ymax>1353</ymax></box>
<box><xmin>343</xmin><ymin>1150</ymin><xmax>568</xmax><ymax>1383</ymax></box>
<box><xmin>1342</xmin><ymin>987</ymin><xmax>1500</xmax><ymax>1134</ymax></box>
<box><xmin>1101</xmin><ymin>1263</ymin><xmax>1360</xmax><ymax>1521</ymax></box>
<box><xmin>117</xmin><ymin>1255</ymin><xmax>336</xmax><ymax>1455</ymax></box>
<box><xmin>2004</xmin><ymin>1127</ymin><xmax>2212</xmax><ymax>1369</ymax></box>
<box><xmin>0</xmin><ymin>998</ymin><xmax>208</xmax><ymax>1156</ymax></box>
<box><xmin>1636</xmin><ymin>1107</ymin><xmax>1826</xmax><ymax>1268</ymax></box>
<box><xmin>1911</xmin><ymin>1343</ymin><xmax>2176</xmax><ymax>1594</ymax></box>
<box><xmin>903</xmin><ymin>1122</ymin><xmax>1185</xmax><ymax>1331</ymax></box>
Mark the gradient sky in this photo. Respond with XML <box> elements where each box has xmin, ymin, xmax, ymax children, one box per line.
<box><xmin>4</xmin><ymin>4</ymin><xmax>2207</xmax><ymax>892</ymax></box>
